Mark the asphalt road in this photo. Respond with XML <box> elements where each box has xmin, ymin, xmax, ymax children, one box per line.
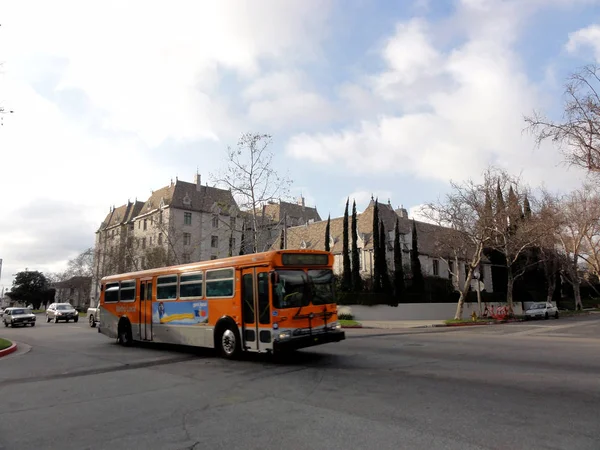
<box><xmin>1</xmin><ymin>314</ymin><xmax>599</xmax><ymax>450</ymax></box>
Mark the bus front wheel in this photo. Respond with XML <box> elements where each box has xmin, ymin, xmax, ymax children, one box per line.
<box><xmin>217</xmin><ymin>325</ymin><xmax>240</xmax><ymax>359</ymax></box>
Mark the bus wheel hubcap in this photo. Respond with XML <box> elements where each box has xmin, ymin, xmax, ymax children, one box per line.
<box><xmin>222</xmin><ymin>330</ymin><xmax>235</xmax><ymax>354</ymax></box>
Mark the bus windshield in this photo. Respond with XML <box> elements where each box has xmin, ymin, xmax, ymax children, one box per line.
<box><xmin>272</xmin><ymin>269</ymin><xmax>335</xmax><ymax>309</ymax></box>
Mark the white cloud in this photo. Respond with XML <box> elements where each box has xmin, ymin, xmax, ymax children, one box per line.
<box><xmin>286</xmin><ymin>1</ymin><xmax>585</xmax><ymax>191</ymax></box>
<box><xmin>0</xmin><ymin>0</ymin><xmax>333</xmax><ymax>286</ymax></box>
<box><xmin>1</xmin><ymin>0</ymin><xmax>332</xmax><ymax>147</ymax></box>
<box><xmin>243</xmin><ymin>71</ymin><xmax>334</xmax><ymax>130</ymax></box>
<box><xmin>566</xmin><ymin>24</ymin><xmax>600</xmax><ymax>61</ymax></box>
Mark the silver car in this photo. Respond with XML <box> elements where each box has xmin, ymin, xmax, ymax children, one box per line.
<box><xmin>3</xmin><ymin>307</ymin><xmax>36</xmax><ymax>327</ymax></box>
<box><xmin>46</xmin><ymin>303</ymin><xmax>79</xmax><ymax>323</ymax></box>
<box><xmin>524</xmin><ymin>302</ymin><xmax>559</xmax><ymax>320</ymax></box>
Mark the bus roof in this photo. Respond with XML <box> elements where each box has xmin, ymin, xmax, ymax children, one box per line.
<box><xmin>100</xmin><ymin>249</ymin><xmax>332</xmax><ymax>282</ymax></box>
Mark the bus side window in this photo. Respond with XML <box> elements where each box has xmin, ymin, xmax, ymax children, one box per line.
<box><xmin>242</xmin><ymin>274</ymin><xmax>254</xmax><ymax>324</ymax></box>
<box><xmin>257</xmin><ymin>272</ymin><xmax>270</xmax><ymax>324</ymax></box>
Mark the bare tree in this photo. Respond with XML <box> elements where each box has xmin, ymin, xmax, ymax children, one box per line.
<box><xmin>488</xmin><ymin>169</ymin><xmax>548</xmax><ymax>313</ymax></box>
<box><xmin>210</xmin><ymin>133</ymin><xmax>291</xmax><ymax>253</ymax></box>
<box><xmin>65</xmin><ymin>248</ymin><xmax>94</xmax><ymax>278</ymax></box>
<box><xmin>525</xmin><ymin>64</ymin><xmax>600</xmax><ymax>173</ymax></box>
<box><xmin>543</xmin><ymin>186</ymin><xmax>600</xmax><ymax>310</ymax></box>
<box><xmin>420</xmin><ymin>174</ymin><xmax>495</xmax><ymax>320</ymax></box>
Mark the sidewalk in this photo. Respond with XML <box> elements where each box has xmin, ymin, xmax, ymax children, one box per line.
<box><xmin>357</xmin><ymin>320</ymin><xmax>446</xmax><ymax>329</ymax></box>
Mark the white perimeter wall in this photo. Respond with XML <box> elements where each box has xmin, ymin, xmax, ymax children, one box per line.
<box><xmin>338</xmin><ymin>302</ymin><xmax>557</xmax><ymax>321</ymax></box>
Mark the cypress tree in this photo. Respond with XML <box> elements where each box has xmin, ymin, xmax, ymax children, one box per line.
<box><xmin>507</xmin><ymin>185</ymin><xmax>522</xmax><ymax>232</ymax></box>
<box><xmin>523</xmin><ymin>195</ymin><xmax>532</xmax><ymax>219</ymax></box>
<box><xmin>351</xmin><ymin>200</ymin><xmax>363</xmax><ymax>292</ymax></box>
<box><xmin>342</xmin><ymin>198</ymin><xmax>352</xmax><ymax>291</ymax></box>
<box><xmin>279</xmin><ymin>229</ymin><xmax>285</xmax><ymax>249</ymax></box>
<box><xmin>496</xmin><ymin>181</ymin><xmax>507</xmax><ymax>232</ymax></box>
<box><xmin>393</xmin><ymin>217</ymin><xmax>405</xmax><ymax>300</ymax></box>
<box><xmin>411</xmin><ymin>219</ymin><xmax>424</xmax><ymax>292</ymax></box>
<box><xmin>379</xmin><ymin>220</ymin><xmax>392</xmax><ymax>293</ymax></box>
<box><xmin>324</xmin><ymin>215</ymin><xmax>331</xmax><ymax>252</ymax></box>
<box><xmin>239</xmin><ymin>220</ymin><xmax>246</xmax><ymax>256</ymax></box>
<box><xmin>372</xmin><ymin>199</ymin><xmax>382</xmax><ymax>292</ymax></box>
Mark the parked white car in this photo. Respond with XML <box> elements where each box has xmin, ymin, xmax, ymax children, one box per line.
<box><xmin>87</xmin><ymin>302</ymin><xmax>100</xmax><ymax>328</ymax></box>
<box><xmin>524</xmin><ymin>302</ymin><xmax>559</xmax><ymax>320</ymax></box>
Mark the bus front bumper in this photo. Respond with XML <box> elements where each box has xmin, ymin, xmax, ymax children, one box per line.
<box><xmin>274</xmin><ymin>330</ymin><xmax>346</xmax><ymax>352</ymax></box>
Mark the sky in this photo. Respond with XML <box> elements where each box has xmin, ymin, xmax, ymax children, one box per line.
<box><xmin>1</xmin><ymin>0</ymin><xmax>600</xmax><ymax>290</ymax></box>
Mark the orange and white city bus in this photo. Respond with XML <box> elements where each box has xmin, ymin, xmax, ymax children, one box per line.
<box><xmin>97</xmin><ymin>250</ymin><xmax>345</xmax><ymax>358</ymax></box>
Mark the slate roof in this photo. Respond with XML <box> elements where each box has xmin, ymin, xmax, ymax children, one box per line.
<box><xmin>53</xmin><ymin>276</ymin><xmax>92</xmax><ymax>289</ymax></box>
<box><xmin>100</xmin><ymin>179</ymin><xmax>240</xmax><ymax>230</ymax></box>
<box><xmin>98</xmin><ymin>200</ymin><xmax>145</xmax><ymax>231</ymax></box>
<box><xmin>261</xmin><ymin>200</ymin><xmax>321</xmax><ymax>226</ymax></box>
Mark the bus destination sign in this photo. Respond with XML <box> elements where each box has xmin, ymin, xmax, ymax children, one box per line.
<box><xmin>282</xmin><ymin>253</ymin><xmax>329</xmax><ymax>266</ymax></box>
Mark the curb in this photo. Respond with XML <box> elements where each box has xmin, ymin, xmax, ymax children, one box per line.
<box><xmin>0</xmin><ymin>342</ymin><xmax>17</xmax><ymax>358</ymax></box>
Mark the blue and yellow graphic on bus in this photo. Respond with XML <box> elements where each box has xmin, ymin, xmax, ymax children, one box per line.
<box><xmin>153</xmin><ymin>301</ymin><xmax>209</xmax><ymax>325</ymax></box>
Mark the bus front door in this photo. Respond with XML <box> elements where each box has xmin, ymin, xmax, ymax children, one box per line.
<box><xmin>139</xmin><ymin>279</ymin><xmax>153</xmax><ymax>341</ymax></box>
<box><xmin>241</xmin><ymin>268</ymin><xmax>272</xmax><ymax>352</ymax></box>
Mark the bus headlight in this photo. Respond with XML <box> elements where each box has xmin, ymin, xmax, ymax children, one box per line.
<box><xmin>278</xmin><ymin>330</ymin><xmax>292</xmax><ymax>340</ymax></box>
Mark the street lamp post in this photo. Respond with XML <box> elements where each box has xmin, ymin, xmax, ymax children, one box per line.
<box><xmin>473</xmin><ymin>267</ymin><xmax>482</xmax><ymax>317</ymax></box>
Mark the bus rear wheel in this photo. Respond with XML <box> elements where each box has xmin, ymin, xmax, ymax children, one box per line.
<box><xmin>118</xmin><ymin>321</ymin><xmax>133</xmax><ymax>347</ymax></box>
<box><xmin>218</xmin><ymin>326</ymin><xmax>240</xmax><ymax>359</ymax></box>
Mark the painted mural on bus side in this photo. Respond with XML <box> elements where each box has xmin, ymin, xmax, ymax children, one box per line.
<box><xmin>152</xmin><ymin>301</ymin><xmax>209</xmax><ymax>325</ymax></box>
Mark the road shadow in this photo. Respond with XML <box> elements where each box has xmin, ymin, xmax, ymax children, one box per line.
<box><xmin>124</xmin><ymin>340</ymin><xmax>341</xmax><ymax>367</ymax></box>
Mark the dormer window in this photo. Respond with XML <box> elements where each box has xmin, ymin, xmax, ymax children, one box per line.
<box><xmin>183</xmin><ymin>194</ymin><xmax>191</xmax><ymax>206</ymax></box>
<box><xmin>300</xmin><ymin>240</ymin><xmax>307</xmax><ymax>249</ymax></box>
<box><xmin>329</xmin><ymin>236</ymin><xmax>335</xmax><ymax>249</ymax></box>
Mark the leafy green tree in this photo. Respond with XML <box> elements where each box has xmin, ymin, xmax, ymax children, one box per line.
<box><xmin>351</xmin><ymin>200</ymin><xmax>363</xmax><ymax>292</ymax></box>
<box><xmin>324</xmin><ymin>215</ymin><xmax>331</xmax><ymax>252</ymax></box>
<box><xmin>411</xmin><ymin>220</ymin><xmax>425</xmax><ymax>292</ymax></box>
<box><xmin>372</xmin><ymin>199</ymin><xmax>382</xmax><ymax>292</ymax></box>
<box><xmin>342</xmin><ymin>198</ymin><xmax>352</xmax><ymax>291</ymax></box>
<box><xmin>10</xmin><ymin>270</ymin><xmax>52</xmax><ymax>309</ymax></box>
<box><xmin>393</xmin><ymin>217</ymin><xmax>405</xmax><ymax>300</ymax></box>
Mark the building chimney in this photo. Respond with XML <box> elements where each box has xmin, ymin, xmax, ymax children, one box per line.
<box><xmin>194</xmin><ymin>172</ymin><xmax>202</xmax><ymax>191</ymax></box>
<box><xmin>298</xmin><ymin>196</ymin><xmax>305</xmax><ymax>208</ymax></box>
<box><xmin>396</xmin><ymin>204</ymin><xmax>408</xmax><ymax>218</ymax></box>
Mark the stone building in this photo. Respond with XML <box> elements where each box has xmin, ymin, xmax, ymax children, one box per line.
<box><xmin>92</xmin><ymin>174</ymin><xmax>242</xmax><ymax>300</ymax></box>
<box><xmin>272</xmin><ymin>198</ymin><xmax>494</xmax><ymax>293</ymax></box>
<box><xmin>54</xmin><ymin>276</ymin><xmax>92</xmax><ymax>309</ymax></box>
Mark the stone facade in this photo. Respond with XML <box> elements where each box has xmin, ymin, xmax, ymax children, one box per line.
<box><xmin>92</xmin><ymin>175</ymin><xmax>242</xmax><ymax>301</ymax></box>
<box><xmin>54</xmin><ymin>276</ymin><xmax>92</xmax><ymax>309</ymax></box>
<box><xmin>272</xmin><ymin>199</ymin><xmax>494</xmax><ymax>293</ymax></box>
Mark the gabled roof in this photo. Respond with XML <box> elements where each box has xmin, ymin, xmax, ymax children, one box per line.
<box><xmin>53</xmin><ymin>276</ymin><xmax>92</xmax><ymax>289</ymax></box>
<box><xmin>261</xmin><ymin>200</ymin><xmax>321</xmax><ymax>226</ymax></box>
<box><xmin>141</xmin><ymin>180</ymin><xmax>238</xmax><ymax>215</ymax></box>
<box><xmin>98</xmin><ymin>200</ymin><xmax>145</xmax><ymax>231</ymax></box>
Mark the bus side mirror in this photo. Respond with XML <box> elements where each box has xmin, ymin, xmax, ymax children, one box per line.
<box><xmin>271</xmin><ymin>272</ymin><xmax>279</xmax><ymax>284</ymax></box>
